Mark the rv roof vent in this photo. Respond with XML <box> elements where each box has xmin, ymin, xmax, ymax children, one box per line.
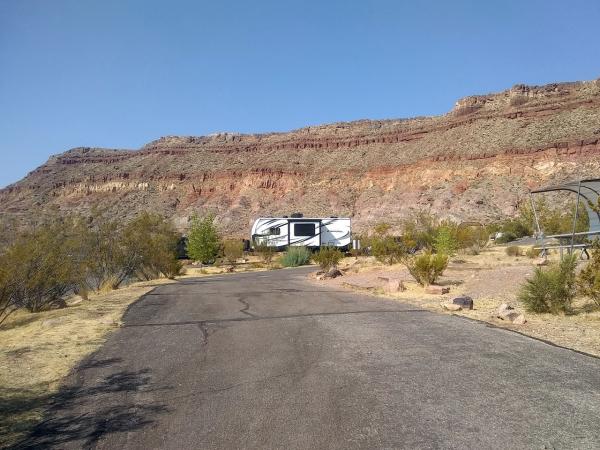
<box><xmin>282</xmin><ymin>215</ymin><xmax>288</xmax><ymax>218</ymax></box>
<box><xmin>290</xmin><ymin>213</ymin><xmax>303</xmax><ymax>218</ymax></box>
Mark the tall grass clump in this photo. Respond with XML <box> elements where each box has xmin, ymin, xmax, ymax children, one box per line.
<box><xmin>505</xmin><ymin>245</ymin><xmax>522</xmax><ymax>257</ymax></box>
<box><xmin>518</xmin><ymin>254</ymin><xmax>577</xmax><ymax>314</ymax></box>
<box><xmin>280</xmin><ymin>246</ymin><xmax>311</xmax><ymax>267</ymax></box>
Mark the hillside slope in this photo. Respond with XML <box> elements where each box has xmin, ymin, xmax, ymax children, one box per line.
<box><xmin>2</xmin><ymin>78</ymin><xmax>600</xmax><ymax>235</ymax></box>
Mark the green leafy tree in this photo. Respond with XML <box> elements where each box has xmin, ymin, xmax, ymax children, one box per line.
<box><xmin>433</xmin><ymin>224</ymin><xmax>458</xmax><ymax>256</ymax></box>
<box><xmin>187</xmin><ymin>214</ymin><xmax>220</xmax><ymax>264</ymax></box>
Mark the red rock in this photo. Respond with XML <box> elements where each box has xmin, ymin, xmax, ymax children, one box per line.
<box><xmin>425</xmin><ymin>285</ymin><xmax>450</xmax><ymax>295</ymax></box>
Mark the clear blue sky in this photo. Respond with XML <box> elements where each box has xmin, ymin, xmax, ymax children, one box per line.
<box><xmin>1</xmin><ymin>0</ymin><xmax>599</xmax><ymax>187</ymax></box>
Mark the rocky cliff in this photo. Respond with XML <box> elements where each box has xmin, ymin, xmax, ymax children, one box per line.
<box><xmin>2</xmin><ymin>78</ymin><xmax>600</xmax><ymax>236</ymax></box>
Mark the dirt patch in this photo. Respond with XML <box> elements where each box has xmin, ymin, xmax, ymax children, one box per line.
<box><xmin>312</xmin><ymin>248</ymin><xmax>600</xmax><ymax>357</ymax></box>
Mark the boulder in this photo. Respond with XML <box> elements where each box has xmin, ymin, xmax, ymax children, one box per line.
<box><xmin>452</xmin><ymin>296</ymin><xmax>473</xmax><ymax>310</ymax></box>
<box><xmin>442</xmin><ymin>302</ymin><xmax>462</xmax><ymax>311</ymax></box>
<box><xmin>533</xmin><ymin>257</ymin><xmax>548</xmax><ymax>266</ymax></box>
<box><xmin>496</xmin><ymin>304</ymin><xmax>526</xmax><ymax>324</ymax></box>
<box><xmin>323</xmin><ymin>268</ymin><xmax>343</xmax><ymax>279</ymax></box>
<box><xmin>512</xmin><ymin>314</ymin><xmax>527</xmax><ymax>325</ymax></box>
<box><xmin>425</xmin><ymin>285</ymin><xmax>450</xmax><ymax>295</ymax></box>
<box><xmin>66</xmin><ymin>296</ymin><xmax>84</xmax><ymax>306</ymax></box>
<box><xmin>499</xmin><ymin>310</ymin><xmax>521</xmax><ymax>322</ymax></box>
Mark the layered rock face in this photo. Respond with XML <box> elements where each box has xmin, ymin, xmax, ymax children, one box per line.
<box><xmin>2</xmin><ymin>79</ymin><xmax>600</xmax><ymax>236</ymax></box>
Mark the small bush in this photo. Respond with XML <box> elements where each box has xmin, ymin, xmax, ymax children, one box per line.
<box><xmin>505</xmin><ymin>246</ymin><xmax>522</xmax><ymax>257</ymax></box>
<box><xmin>255</xmin><ymin>243</ymin><xmax>276</xmax><ymax>265</ymax></box>
<box><xmin>404</xmin><ymin>252</ymin><xmax>449</xmax><ymax>286</ymax></box>
<box><xmin>223</xmin><ymin>239</ymin><xmax>244</xmax><ymax>267</ymax></box>
<box><xmin>518</xmin><ymin>254</ymin><xmax>577</xmax><ymax>314</ymax></box>
<box><xmin>313</xmin><ymin>246</ymin><xmax>343</xmax><ymax>271</ymax></box>
<box><xmin>525</xmin><ymin>246</ymin><xmax>541</xmax><ymax>259</ymax></box>
<box><xmin>456</xmin><ymin>224</ymin><xmax>489</xmax><ymax>250</ymax></box>
<box><xmin>373</xmin><ymin>222</ymin><xmax>392</xmax><ymax>236</ymax></box>
<box><xmin>371</xmin><ymin>236</ymin><xmax>405</xmax><ymax>265</ymax></box>
<box><xmin>577</xmin><ymin>240</ymin><xmax>600</xmax><ymax>307</ymax></box>
<box><xmin>462</xmin><ymin>244</ymin><xmax>480</xmax><ymax>256</ymax></box>
<box><xmin>280</xmin><ymin>246</ymin><xmax>311</xmax><ymax>267</ymax></box>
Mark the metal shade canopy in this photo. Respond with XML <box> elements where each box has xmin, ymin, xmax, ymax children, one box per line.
<box><xmin>530</xmin><ymin>178</ymin><xmax>600</xmax><ymax>254</ymax></box>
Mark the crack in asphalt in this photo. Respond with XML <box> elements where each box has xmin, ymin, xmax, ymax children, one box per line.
<box><xmin>236</xmin><ymin>295</ymin><xmax>257</xmax><ymax>318</ymax></box>
<box><xmin>197</xmin><ymin>323</ymin><xmax>209</xmax><ymax>347</ymax></box>
<box><xmin>124</xmin><ymin>309</ymin><xmax>428</xmax><ymax>328</ymax></box>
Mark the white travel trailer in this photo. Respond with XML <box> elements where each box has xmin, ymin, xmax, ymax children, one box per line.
<box><xmin>251</xmin><ymin>216</ymin><xmax>351</xmax><ymax>250</ymax></box>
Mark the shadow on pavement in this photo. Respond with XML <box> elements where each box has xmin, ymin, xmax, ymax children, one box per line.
<box><xmin>14</xmin><ymin>358</ymin><xmax>171</xmax><ymax>449</ymax></box>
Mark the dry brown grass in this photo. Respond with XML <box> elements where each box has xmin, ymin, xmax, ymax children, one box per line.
<box><xmin>317</xmin><ymin>247</ymin><xmax>600</xmax><ymax>357</ymax></box>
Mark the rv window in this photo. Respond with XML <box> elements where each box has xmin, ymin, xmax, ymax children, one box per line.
<box><xmin>294</xmin><ymin>223</ymin><xmax>316</xmax><ymax>237</ymax></box>
<box><xmin>269</xmin><ymin>227</ymin><xmax>281</xmax><ymax>236</ymax></box>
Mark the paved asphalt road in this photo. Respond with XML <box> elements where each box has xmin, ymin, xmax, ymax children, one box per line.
<box><xmin>22</xmin><ymin>267</ymin><xmax>600</xmax><ymax>449</ymax></box>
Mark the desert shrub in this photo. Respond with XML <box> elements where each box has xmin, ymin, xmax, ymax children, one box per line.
<box><xmin>518</xmin><ymin>254</ymin><xmax>577</xmax><ymax>314</ymax></box>
<box><xmin>125</xmin><ymin>212</ymin><xmax>182</xmax><ymax>280</ymax></box>
<box><xmin>280</xmin><ymin>246</ymin><xmax>311</xmax><ymax>267</ymax></box>
<box><xmin>404</xmin><ymin>251</ymin><xmax>449</xmax><ymax>286</ymax></box>
<box><xmin>255</xmin><ymin>243</ymin><xmax>276</xmax><ymax>265</ymax></box>
<box><xmin>371</xmin><ymin>235</ymin><xmax>405</xmax><ymax>265</ymax></box>
<box><xmin>456</xmin><ymin>224</ymin><xmax>488</xmax><ymax>250</ymax></box>
<box><xmin>401</xmin><ymin>212</ymin><xmax>437</xmax><ymax>251</ymax></box>
<box><xmin>223</xmin><ymin>239</ymin><xmax>244</xmax><ymax>267</ymax></box>
<box><xmin>505</xmin><ymin>245</ymin><xmax>522</xmax><ymax>257</ymax></box>
<box><xmin>577</xmin><ymin>240</ymin><xmax>600</xmax><ymax>307</ymax></box>
<box><xmin>0</xmin><ymin>222</ymin><xmax>82</xmax><ymax>319</ymax></box>
<box><xmin>525</xmin><ymin>246</ymin><xmax>541</xmax><ymax>259</ymax></box>
<box><xmin>78</xmin><ymin>219</ymin><xmax>143</xmax><ymax>290</ymax></box>
<box><xmin>186</xmin><ymin>213</ymin><xmax>220</xmax><ymax>264</ymax></box>
<box><xmin>313</xmin><ymin>246</ymin><xmax>344</xmax><ymax>271</ymax></box>
<box><xmin>433</xmin><ymin>224</ymin><xmax>458</xmax><ymax>256</ymax></box>
<box><xmin>373</xmin><ymin>222</ymin><xmax>392</xmax><ymax>236</ymax></box>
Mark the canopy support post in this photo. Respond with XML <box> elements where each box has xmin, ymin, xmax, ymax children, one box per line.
<box><xmin>570</xmin><ymin>180</ymin><xmax>582</xmax><ymax>253</ymax></box>
<box><xmin>530</xmin><ymin>192</ymin><xmax>545</xmax><ymax>255</ymax></box>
